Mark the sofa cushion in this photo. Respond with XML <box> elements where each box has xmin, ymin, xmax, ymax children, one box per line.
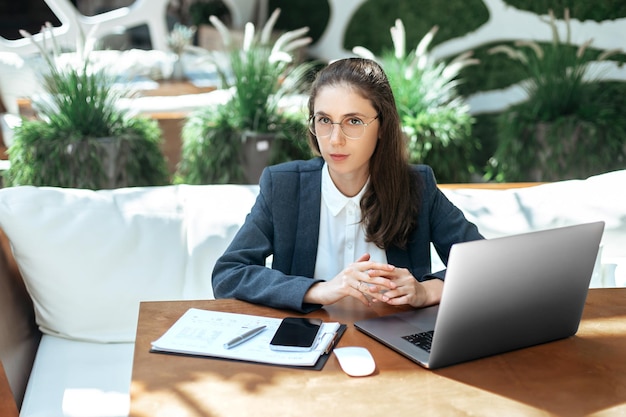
<box><xmin>440</xmin><ymin>169</ymin><xmax>626</xmax><ymax>253</ymax></box>
<box><xmin>0</xmin><ymin>184</ymin><xmax>259</xmax><ymax>343</ymax></box>
<box><xmin>20</xmin><ymin>335</ymin><xmax>133</xmax><ymax>417</ymax></box>
<box><xmin>440</xmin><ymin>169</ymin><xmax>626</xmax><ymax>287</ymax></box>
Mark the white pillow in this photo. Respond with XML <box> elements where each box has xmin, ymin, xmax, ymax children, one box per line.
<box><xmin>0</xmin><ymin>184</ymin><xmax>258</xmax><ymax>342</ymax></box>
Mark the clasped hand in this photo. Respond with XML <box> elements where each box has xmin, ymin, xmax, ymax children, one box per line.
<box><xmin>305</xmin><ymin>253</ymin><xmax>439</xmax><ymax>308</ymax></box>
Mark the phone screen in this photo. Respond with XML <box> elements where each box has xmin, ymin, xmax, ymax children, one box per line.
<box><xmin>269</xmin><ymin>317</ymin><xmax>323</xmax><ymax>351</ymax></box>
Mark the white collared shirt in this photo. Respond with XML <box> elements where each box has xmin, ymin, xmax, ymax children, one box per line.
<box><xmin>314</xmin><ymin>163</ymin><xmax>388</xmax><ymax>280</ymax></box>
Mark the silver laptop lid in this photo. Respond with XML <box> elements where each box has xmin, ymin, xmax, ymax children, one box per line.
<box><xmin>429</xmin><ymin>221</ymin><xmax>604</xmax><ymax>368</ymax></box>
<box><xmin>355</xmin><ymin>221</ymin><xmax>605</xmax><ymax>369</ymax></box>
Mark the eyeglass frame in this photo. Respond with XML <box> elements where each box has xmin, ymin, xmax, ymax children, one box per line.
<box><xmin>308</xmin><ymin>113</ymin><xmax>379</xmax><ymax>140</ymax></box>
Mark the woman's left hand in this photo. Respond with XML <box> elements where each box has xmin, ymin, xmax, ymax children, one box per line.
<box><xmin>366</xmin><ymin>267</ymin><xmax>443</xmax><ymax>308</ymax></box>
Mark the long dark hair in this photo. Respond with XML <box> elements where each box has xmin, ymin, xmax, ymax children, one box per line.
<box><xmin>307</xmin><ymin>58</ymin><xmax>421</xmax><ymax>249</ymax></box>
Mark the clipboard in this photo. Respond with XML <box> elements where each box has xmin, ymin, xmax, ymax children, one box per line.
<box><xmin>151</xmin><ymin>323</ymin><xmax>346</xmax><ymax>371</ymax></box>
<box><xmin>304</xmin><ymin>323</ymin><xmax>347</xmax><ymax>370</ymax></box>
<box><xmin>149</xmin><ymin>308</ymin><xmax>346</xmax><ymax>370</ymax></box>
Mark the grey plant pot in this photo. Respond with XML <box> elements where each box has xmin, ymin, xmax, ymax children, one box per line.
<box><xmin>240</xmin><ymin>130</ymin><xmax>275</xmax><ymax>184</ymax></box>
<box><xmin>64</xmin><ymin>136</ymin><xmax>127</xmax><ymax>189</ymax></box>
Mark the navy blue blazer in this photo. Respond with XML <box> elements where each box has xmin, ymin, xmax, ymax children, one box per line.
<box><xmin>212</xmin><ymin>157</ymin><xmax>483</xmax><ymax>312</ymax></box>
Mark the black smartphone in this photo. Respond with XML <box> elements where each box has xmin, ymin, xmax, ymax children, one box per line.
<box><xmin>269</xmin><ymin>317</ymin><xmax>323</xmax><ymax>351</ymax></box>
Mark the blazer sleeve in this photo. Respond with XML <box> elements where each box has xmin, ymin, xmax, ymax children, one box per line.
<box><xmin>212</xmin><ymin>163</ymin><xmax>324</xmax><ymax>313</ymax></box>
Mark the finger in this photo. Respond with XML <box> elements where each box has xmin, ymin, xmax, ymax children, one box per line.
<box><xmin>362</xmin><ymin>282</ymin><xmax>393</xmax><ymax>304</ymax></box>
<box><xmin>378</xmin><ymin>288</ymin><xmax>401</xmax><ymax>299</ymax></box>
<box><xmin>357</xmin><ymin>280</ymin><xmax>374</xmax><ymax>294</ymax></box>
<box><xmin>364</xmin><ymin>273</ymin><xmax>397</xmax><ymax>289</ymax></box>
<box><xmin>365</xmin><ymin>284</ymin><xmax>390</xmax><ymax>296</ymax></box>
<box><xmin>356</xmin><ymin>280</ymin><xmax>383</xmax><ymax>294</ymax></box>
<box><xmin>384</xmin><ymin>294</ymin><xmax>412</xmax><ymax>306</ymax></box>
<box><xmin>367</xmin><ymin>286</ymin><xmax>389</xmax><ymax>303</ymax></box>
<box><xmin>382</xmin><ymin>284</ymin><xmax>419</xmax><ymax>306</ymax></box>
<box><xmin>366</xmin><ymin>262</ymin><xmax>395</xmax><ymax>272</ymax></box>
<box><xmin>353</xmin><ymin>286</ymin><xmax>372</xmax><ymax>306</ymax></box>
<box><xmin>366</xmin><ymin>269</ymin><xmax>390</xmax><ymax>277</ymax></box>
<box><xmin>366</xmin><ymin>267</ymin><xmax>400</xmax><ymax>279</ymax></box>
<box><xmin>355</xmin><ymin>253</ymin><xmax>370</xmax><ymax>262</ymax></box>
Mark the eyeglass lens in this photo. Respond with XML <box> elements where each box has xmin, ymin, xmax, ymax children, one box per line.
<box><xmin>309</xmin><ymin>117</ymin><xmax>369</xmax><ymax>139</ymax></box>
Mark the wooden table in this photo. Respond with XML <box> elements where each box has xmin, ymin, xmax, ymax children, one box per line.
<box><xmin>130</xmin><ymin>288</ymin><xmax>626</xmax><ymax>417</ymax></box>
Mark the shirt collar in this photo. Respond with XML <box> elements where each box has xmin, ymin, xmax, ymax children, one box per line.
<box><xmin>321</xmin><ymin>162</ymin><xmax>369</xmax><ymax>216</ymax></box>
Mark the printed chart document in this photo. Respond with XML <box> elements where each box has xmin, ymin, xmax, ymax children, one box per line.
<box><xmin>151</xmin><ymin>308</ymin><xmax>342</xmax><ymax>367</ymax></box>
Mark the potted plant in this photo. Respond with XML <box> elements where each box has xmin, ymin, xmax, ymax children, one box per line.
<box><xmin>167</xmin><ymin>23</ymin><xmax>197</xmax><ymax>81</ymax></box>
<box><xmin>175</xmin><ymin>8</ymin><xmax>315</xmax><ymax>185</ymax></box>
<box><xmin>486</xmin><ymin>9</ymin><xmax>625</xmax><ymax>182</ymax></box>
<box><xmin>353</xmin><ymin>19</ymin><xmax>480</xmax><ymax>183</ymax></box>
<box><xmin>3</xmin><ymin>24</ymin><xmax>169</xmax><ymax>189</ymax></box>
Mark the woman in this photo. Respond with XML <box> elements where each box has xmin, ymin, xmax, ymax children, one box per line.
<box><xmin>212</xmin><ymin>58</ymin><xmax>482</xmax><ymax>313</ymax></box>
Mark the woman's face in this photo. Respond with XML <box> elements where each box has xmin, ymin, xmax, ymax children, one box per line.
<box><xmin>312</xmin><ymin>84</ymin><xmax>379</xmax><ymax>196</ymax></box>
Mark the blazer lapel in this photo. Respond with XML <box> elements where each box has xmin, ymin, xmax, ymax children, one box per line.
<box><xmin>292</xmin><ymin>167</ymin><xmax>322</xmax><ymax>277</ymax></box>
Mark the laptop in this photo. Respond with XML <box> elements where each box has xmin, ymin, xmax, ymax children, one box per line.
<box><xmin>354</xmin><ymin>221</ymin><xmax>605</xmax><ymax>369</ymax></box>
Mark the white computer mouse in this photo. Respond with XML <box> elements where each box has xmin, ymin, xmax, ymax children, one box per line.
<box><xmin>333</xmin><ymin>346</ymin><xmax>376</xmax><ymax>377</ymax></box>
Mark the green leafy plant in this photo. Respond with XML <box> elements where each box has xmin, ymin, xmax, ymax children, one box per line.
<box><xmin>210</xmin><ymin>8</ymin><xmax>314</xmax><ymax>133</ymax></box>
<box><xmin>488</xmin><ymin>11</ymin><xmax>622</xmax><ymax>122</ymax></box>
<box><xmin>177</xmin><ymin>104</ymin><xmax>310</xmax><ymax>184</ymax></box>
<box><xmin>4</xmin><ymin>23</ymin><xmax>169</xmax><ymax>189</ymax></box>
<box><xmin>486</xmin><ymin>9</ymin><xmax>626</xmax><ymax>181</ymax></box>
<box><xmin>353</xmin><ymin>19</ymin><xmax>480</xmax><ymax>183</ymax></box>
<box><xmin>175</xmin><ymin>8</ymin><xmax>314</xmax><ymax>184</ymax></box>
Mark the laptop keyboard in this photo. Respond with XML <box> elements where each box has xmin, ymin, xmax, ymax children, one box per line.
<box><xmin>402</xmin><ymin>330</ymin><xmax>434</xmax><ymax>352</ymax></box>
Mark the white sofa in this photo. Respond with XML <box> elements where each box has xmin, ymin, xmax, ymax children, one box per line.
<box><xmin>0</xmin><ymin>169</ymin><xmax>624</xmax><ymax>417</ymax></box>
<box><xmin>0</xmin><ymin>183</ymin><xmax>259</xmax><ymax>416</ymax></box>
<box><xmin>437</xmin><ymin>170</ymin><xmax>626</xmax><ymax>287</ymax></box>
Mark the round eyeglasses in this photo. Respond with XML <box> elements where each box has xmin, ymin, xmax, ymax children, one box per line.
<box><xmin>308</xmin><ymin>114</ymin><xmax>379</xmax><ymax>140</ymax></box>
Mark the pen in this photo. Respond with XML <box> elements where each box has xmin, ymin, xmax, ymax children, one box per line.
<box><xmin>223</xmin><ymin>325</ymin><xmax>267</xmax><ymax>349</ymax></box>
